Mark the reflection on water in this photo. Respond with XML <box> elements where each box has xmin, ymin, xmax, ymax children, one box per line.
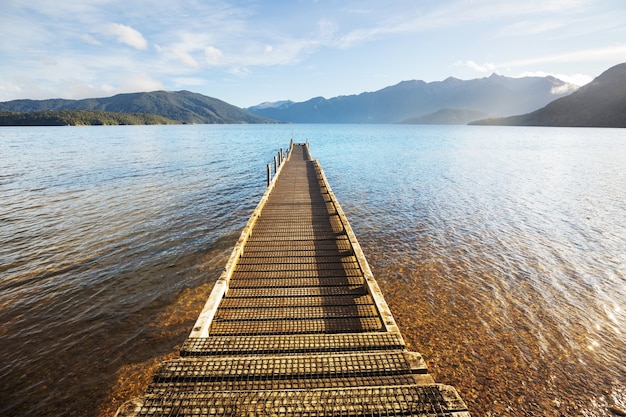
<box><xmin>0</xmin><ymin>125</ymin><xmax>624</xmax><ymax>417</ymax></box>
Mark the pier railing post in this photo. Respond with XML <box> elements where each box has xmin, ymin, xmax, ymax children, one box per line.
<box><xmin>266</xmin><ymin>163</ymin><xmax>271</xmax><ymax>187</ymax></box>
<box><xmin>273</xmin><ymin>156</ymin><xmax>277</xmax><ymax>174</ymax></box>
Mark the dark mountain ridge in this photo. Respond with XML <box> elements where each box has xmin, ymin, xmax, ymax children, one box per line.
<box><xmin>246</xmin><ymin>74</ymin><xmax>577</xmax><ymax>124</ymax></box>
<box><xmin>0</xmin><ymin>90</ymin><xmax>274</xmax><ymax>124</ymax></box>
<box><xmin>470</xmin><ymin>62</ymin><xmax>626</xmax><ymax>127</ymax></box>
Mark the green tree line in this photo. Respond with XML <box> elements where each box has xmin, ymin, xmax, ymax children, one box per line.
<box><xmin>0</xmin><ymin>110</ymin><xmax>180</xmax><ymax>126</ymax></box>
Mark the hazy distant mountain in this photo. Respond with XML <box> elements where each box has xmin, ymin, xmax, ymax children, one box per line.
<box><xmin>399</xmin><ymin>108</ymin><xmax>489</xmax><ymax>125</ymax></box>
<box><xmin>470</xmin><ymin>63</ymin><xmax>626</xmax><ymax>127</ymax></box>
<box><xmin>251</xmin><ymin>100</ymin><xmax>295</xmax><ymax>110</ymax></box>
<box><xmin>0</xmin><ymin>90</ymin><xmax>274</xmax><ymax>124</ymax></box>
<box><xmin>245</xmin><ymin>75</ymin><xmax>577</xmax><ymax>124</ymax></box>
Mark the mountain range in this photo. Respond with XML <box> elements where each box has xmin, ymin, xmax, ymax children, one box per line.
<box><xmin>245</xmin><ymin>74</ymin><xmax>578</xmax><ymax>124</ymax></box>
<box><xmin>470</xmin><ymin>62</ymin><xmax>626</xmax><ymax>128</ymax></box>
<box><xmin>0</xmin><ymin>90</ymin><xmax>272</xmax><ymax>124</ymax></box>
<box><xmin>2</xmin><ymin>63</ymin><xmax>624</xmax><ymax>127</ymax></box>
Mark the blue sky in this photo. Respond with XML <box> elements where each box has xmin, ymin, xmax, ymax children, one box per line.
<box><xmin>1</xmin><ymin>0</ymin><xmax>625</xmax><ymax>107</ymax></box>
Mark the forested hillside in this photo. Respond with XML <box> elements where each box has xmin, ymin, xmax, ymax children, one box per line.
<box><xmin>0</xmin><ymin>110</ymin><xmax>179</xmax><ymax>126</ymax></box>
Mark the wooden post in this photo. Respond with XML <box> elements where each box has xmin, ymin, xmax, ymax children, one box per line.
<box><xmin>266</xmin><ymin>163</ymin><xmax>271</xmax><ymax>186</ymax></box>
<box><xmin>273</xmin><ymin>156</ymin><xmax>277</xmax><ymax>174</ymax></box>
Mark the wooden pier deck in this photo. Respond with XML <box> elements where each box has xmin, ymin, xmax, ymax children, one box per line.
<box><xmin>116</xmin><ymin>143</ymin><xmax>470</xmax><ymax>417</ymax></box>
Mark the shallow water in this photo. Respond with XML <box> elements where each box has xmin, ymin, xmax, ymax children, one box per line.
<box><xmin>1</xmin><ymin>124</ymin><xmax>624</xmax><ymax>416</ymax></box>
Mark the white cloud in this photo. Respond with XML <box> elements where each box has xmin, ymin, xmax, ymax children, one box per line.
<box><xmin>559</xmin><ymin>73</ymin><xmax>594</xmax><ymax>86</ymax></box>
<box><xmin>347</xmin><ymin>8</ymin><xmax>373</xmax><ymax>15</ymax></box>
<box><xmin>81</xmin><ymin>33</ymin><xmax>101</xmax><ymax>46</ymax></box>
<box><xmin>0</xmin><ymin>81</ymin><xmax>22</xmax><ymax>95</ymax></box>
<box><xmin>550</xmin><ymin>83</ymin><xmax>581</xmax><ymax>94</ymax></box>
<box><xmin>172</xmin><ymin>77</ymin><xmax>207</xmax><ymax>87</ymax></box>
<box><xmin>0</xmin><ymin>65</ymin><xmax>166</xmax><ymax>101</ymax></box>
<box><xmin>499</xmin><ymin>20</ymin><xmax>566</xmax><ymax>37</ymax></box>
<box><xmin>154</xmin><ymin>31</ymin><xmax>218</xmax><ymax>70</ymax></box>
<box><xmin>240</xmin><ymin>39</ymin><xmax>316</xmax><ymax>66</ymax></box>
<box><xmin>58</xmin><ymin>74</ymin><xmax>164</xmax><ymax>98</ymax></box>
<box><xmin>42</xmin><ymin>57</ymin><xmax>58</xmax><ymax>66</ymax></box>
<box><xmin>117</xmin><ymin>74</ymin><xmax>165</xmax><ymax>92</ymax></box>
<box><xmin>331</xmin><ymin>0</ymin><xmax>601</xmax><ymax>49</ymax></box>
<box><xmin>516</xmin><ymin>70</ymin><xmax>593</xmax><ymax>88</ymax></box>
<box><xmin>102</xmin><ymin>23</ymin><xmax>148</xmax><ymax>50</ymax></box>
<box><xmin>61</xmin><ymin>79</ymin><xmax>116</xmax><ymax>98</ymax></box>
<box><xmin>502</xmin><ymin>45</ymin><xmax>626</xmax><ymax>67</ymax></box>
<box><xmin>205</xmin><ymin>46</ymin><xmax>223</xmax><ymax>64</ymax></box>
<box><xmin>155</xmin><ymin>45</ymin><xmax>201</xmax><ymax>68</ymax></box>
<box><xmin>176</xmin><ymin>50</ymin><xmax>201</xmax><ymax>68</ymax></box>
<box><xmin>316</xmin><ymin>19</ymin><xmax>338</xmax><ymax>44</ymax></box>
<box><xmin>335</xmin><ymin>27</ymin><xmax>379</xmax><ymax>49</ymax></box>
<box><xmin>456</xmin><ymin>60</ymin><xmax>497</xmax><ymax>74</ymax></box>
<box><xmin>228</xmin><ymin>67</ymin><xmax>251</xmax><ymax>77</ymax></box>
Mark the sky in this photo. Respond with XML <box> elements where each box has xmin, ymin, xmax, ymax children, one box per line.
<box><xmin>1</xmin><ymin>0</ymin><xmax>625</xmax><ymax>108</ymax></box>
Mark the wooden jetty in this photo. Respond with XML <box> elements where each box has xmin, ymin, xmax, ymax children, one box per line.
<box><xmin>116</xmin><ymin>142</ymin><xmax>470</xmax><ymax>417</ymax></box>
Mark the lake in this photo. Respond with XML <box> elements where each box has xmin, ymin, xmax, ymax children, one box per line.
<box><xmin>0</xmin><ymin>124</ymin><xmax>624</xmax><ymax>417</ymax></box>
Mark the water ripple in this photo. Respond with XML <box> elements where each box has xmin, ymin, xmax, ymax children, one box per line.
<box><xmin>1</xmin><ymin>125</ymin><xmax>625</xmax><ymax>417</ymax></box>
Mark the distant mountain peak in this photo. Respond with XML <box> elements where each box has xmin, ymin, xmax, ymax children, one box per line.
<box><xmin>247</xmin><ymin>100</ymin><xmax>295</xmax><ymax>110</ymax></box>
<box><xmin>470</xmin><ymin>62</ymin><xmax>626</xmax><ymax>128</ymax></box>
<box><xmin>395</xmin><ymin>80</ymin><xmax>428</xmax><ymax>88</ymax></box>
